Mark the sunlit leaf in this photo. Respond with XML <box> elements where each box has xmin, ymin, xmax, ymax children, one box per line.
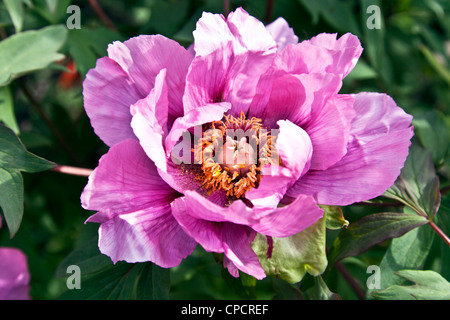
<box><xmin>0</xmin><ymin>85</ymin><xmax>19</xmax><ymax>134</ymax></box>
<box><xmin>252</xmin><ymin>216</ymin><xmax>327</xmax><ymax>284</ymax></box>
<box><xmin>0</xmin><ymin>25</ymin><xmax>67</xmax><ymax>86</ymax></box>
<box><xmin>320</xmin><ymin>205</ymin><xmax>349</xmax><ymax>230</ymax></box>
<box><xmin>371</xmin><ymin>270</ymin><xmax>450</xmax><ymax>300</ymax></box>
<box><xmin>375</xmin><ymin>213</ymin><xmax>434</xmax><ymax>292</ymax></box>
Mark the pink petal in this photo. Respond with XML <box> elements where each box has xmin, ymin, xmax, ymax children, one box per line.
<box><xmin>171</xmin><ymin>197</ymin><xmax>265</xmax><ymax>279</ymax></box>
<box><xmin>185</xmin><ymin>8</ymin><xmax>276</xmax><ymax>116</ymax></box>
<box><xmin>275</xmin><ymin>33</ymin><xmax>363</xmax><ymax>78</ymax></box>
<box><xmin>287</xmin><ymin>92</ymin><xmax>414</xmax><ymax>206</ymax></box>
<box><xmin>177</xmin><ymin>190</ymin><xmax>323</xmax><ymax>238</ymax></box>
<box><xmin>246</xmin><ymin>120</ymin><xmax>313</xmax><ymax>208</ymax></box>
<box><xmin>97</xmin><ymin>205</ymin><xmax>197</xmax><ymax>267</ymax></box>
<box><xmin>265</xmin><ymin>17</ymin><xmax>298</xmax><ymax>51</ymax></box>
<box><xmin>250</xmin><ymin>71</ymin><xmax>350</xmax><ymax>171</ymax></box>
<box><xmin>0</xmin><ymin>247</ymin><xmax>30</xmax><ymax>300</ymax></box>
<box><xmin>83</xmin><ymin>57</ymin><xmax>141</xmax><ymax>146</ymax></box>
<box><xmin>81</xmin><ymin>139</ymin><xmax>196</xmax><ymax>267</ymax></box>
<box><xmin>130</xmin><ymin>69</ymin><xmax>169</xmax><ymax>172</ymax></box>
<box><xmin>165</xmin><ymin>102</ymin><xmax>231</xmax><ymax>159</ymax></box>
<box><xmin>107</xmin><ymin>35</ymin><xmax>192</xmax><ymax>119</ymax></box>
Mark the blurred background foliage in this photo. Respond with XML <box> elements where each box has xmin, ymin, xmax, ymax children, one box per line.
<box><xmin>0</xmin><ymin>0</ymin><xmax>449</xmax><ymax>300</ymax></box>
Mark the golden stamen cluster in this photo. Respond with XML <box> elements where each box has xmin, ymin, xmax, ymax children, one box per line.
<box><xmin>194</xmin><ymin>112</ymin><xmax>276</xmax><ymax>198</ymax></box>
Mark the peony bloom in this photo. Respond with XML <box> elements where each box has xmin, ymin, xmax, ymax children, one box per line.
<box><xmin>81</xmin><ymin>8</ymin><xmax>413</xmax><ymax>279</ymax></box>
<box><xmin>0</xmin><ymin>247</ymin><xmax>31</xmax><ymax>300</ymax></box>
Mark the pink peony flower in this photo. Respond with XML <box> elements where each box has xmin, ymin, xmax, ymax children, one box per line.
<box><xmin>81</xmin><ymin>8</ymin><xmax>413</xmax><ymax>279</ymax></box>
<box><xmin>0</xmin><ymin>247</ymin><xmax>31</xmax><ymax>300</ymax></box>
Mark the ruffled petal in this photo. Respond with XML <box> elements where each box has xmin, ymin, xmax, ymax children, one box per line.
<box><xmin>287</xmin><ymin>92</ymin><xmax>414</xmax><ymax>206</ymax></box>
<box><xmin>107</xmin><ymin>35</ymin><xmax>192</xmax><ymax>119</ymax></box>
<box><xmin>171</xmin><ymin>196</ymin><xmax>265</xmax><ymax>279</ymax></box>
<box><xmin>185</xmin><ymin>8</ymin><xmax>276</xmax><ymax>116</ymax></box>
<box><xmin>0</xmin><ymin>248</ymin><xmax>30</xmax><ymax>300</ymax></box>
<box><xmin>275</xmin><ymin>33</ymin><xmax>362</xmax><ymax>78</ymax></box>
<box><xmin>165</xmin><ymin>102</ymin><xmax>231</xmax><ymax>158</ymax></box>
<box><xmin>130</xmin><ymin>69</ymin><xmax>169</xmax><ymax>172</ymax></box>
<box><xmin>265</xmin><ymin>17</ymin><xmax>298</xmax><ymax>51</ymax></box>
<box><xmin>177</xmin><ymin>190</ymin><xmax>322</xmax><ymax>238</ymax></box>
<box><xmin>97</xmin><ymin>205</ymin><xmax>197</xmax><ymax>267</ymax></box>
<box><xmin>81</xmin><ymin>139</ymin><xmax>197</xmax><ymax>267</ymax></box>
<box><xmin>83</xmin><ymin>57</ymin><xmax>142</xmax><ymax>146</ymax></box>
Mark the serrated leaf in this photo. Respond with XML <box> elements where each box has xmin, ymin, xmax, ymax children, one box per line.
<box><xmin>0</xmin><ymin>25</ymin><xmax>68</xmax><ymax>86</ymax></box>
<box><xmin>0</xmin><ymin>85</ymin><xmax>19</xmax><ymax>134</ymax></box>
<box><xmin>327</xmin><ymin>212</ymin><xmax>429</xmax><ymax>266</ymax></box>
<box><xmin>0</xmin><ymin>125</ymin><xmax>55</xmax><ymax>237</ymax></box>
<box><xmin>383</xmin><ymin>143</ymin><xmax>441</xmax><ymax>218</ymax></box>
<box><xmin>251</xmin><ymin>216</ymin><xmax>327</xmax><ymax>284</ymax></box>
<box><xmin>371</xmin><ymin>270</ymin><xmax>450</xmax><ymax>300</ymax></box>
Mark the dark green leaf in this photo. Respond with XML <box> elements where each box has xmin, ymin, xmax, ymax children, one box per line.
<box><xmin>383</xmin><ymin>143</ymin><xmax>441</xmax><ymax>218</ymax></box>
<box><xmin>0</xmin><ymin>125</ymin><xmax>55</xmax><ymax>237</ymax></box>
<box><xmin>371</xmin><ymin>270</ymin><xmax>450</xmax><ymax>300</ymax></box>
<box><xmin>413</xmin><ymin>110</ymin><xmax>450</xmax><ymax>167</ymax></box>
<box><xmin>328</xmin><ymin>212</ymin><xmax>429</xmax><ymax>266</ymax></box>
<box><xmin>57</xmin><ymin>236</ymin><xmax>171</xmax><ymax>300</ymax></box>
<box><xmin>0</xmin><ymin>25</ymin><xmax>67</xmax><ymax>86</ymax></box>
<box><xmin>303</xmin><ymin>276</ymin><xmax>341</xmax><ymax>300</ymax></box>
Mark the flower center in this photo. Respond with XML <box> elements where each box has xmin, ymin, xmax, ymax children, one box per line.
<box><xmin>194</xmin><ymin>112</ymin><xmax>276</xmax><ymax>198</ymax></box>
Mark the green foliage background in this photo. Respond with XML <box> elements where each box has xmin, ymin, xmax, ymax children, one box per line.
<box><xmin>0</xmin><ymin>0</ymin><xmax>449</xmax><ymax>300</ymax></box>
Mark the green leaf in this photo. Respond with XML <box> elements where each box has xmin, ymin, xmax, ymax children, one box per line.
<box><xmin>251</xmin><ymin>216</ymin><xmax>327</xmax><ymax>284</ymax></box>
<box><xmin>371</xmin><ymin>270</ymin><xmax>450</xmax><ymax>300</ymax></box>
<box><xmin>67</xmin><ymin>27</ymin><xmax>125</xmax><ymax>77</ymax></box>
<box><xmin>383</xmin><ymin>143</ymin><xmax>441</xmax><ymax>218</ymax></box>
<box><xmin>376</xmin><ymin>218</ymin><xmax>434</xmax><ymax>291</ymax></box>
<box><xmin>57</xmin><ymin>236</ymin><xmax>171</xmax><ymax>300</ymax></box>
<box><xmin>0</xmin><ymin>124</ymin><xmax>55</xmax><ymax>237</ymax></box>
<box><xmin>413</xmin><ymin>110</ymin><xmax>450</xmax><ymax>167</ymax></box>
<box><xmin>303</xmin><ymin>276</ymin><xmax>341</xmax><ymax>300</ymax></box>
<box><xmin>4</xmin><ymin>0</ymin><xmax>25</xmax><ymax>33</ymax></box>
<box><xmin>327</xmin><ymin>212</ymin><xmax>429</xmax><ymax>266</ymax></box>
<box><xmin>320</xmin><ymin>205</ymin><xmax>349</xmax><ymax>230</ymax></box>
<box><xmin>297</xmin><ymin>0</ymin><xmax>360</xmax><ymax>35</ymax></box>
<box><xmin>0</xmin><ymin>25</ymin><xmax>68</xmax><ymax>86</ymax></box>
<box><xmin>0</xmin><ymin>85</ymin><xmax>19</xmax><ymax>134</ymax></box>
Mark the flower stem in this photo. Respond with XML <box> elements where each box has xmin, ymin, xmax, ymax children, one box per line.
<box><xmin>428</xmin><ymin>221</ymin><xmax>450</xmax><ymax>247</ymax></box>
<box><xmin>19</xmin><ymin>81</ymin><xmax>83</xmax><ymax>166</ymax></box>
<box><xmin>224</xmin><ymin>0</ymin><xmax>230</xmax><ymax>17</ymax></box>
<box><xmin>88</xmin><ymin>0</ymin><xmax>117</xmax><ymax>31</ymax></box>
<box><xmin>50</xmin><ymin>165</ymin><xmax>93</xmax><ymax>177</ymax></box>
<box><xmin>334</xmin><ymin>261</ymin><xmax>366</xmax><ymax>300</ymax></box>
